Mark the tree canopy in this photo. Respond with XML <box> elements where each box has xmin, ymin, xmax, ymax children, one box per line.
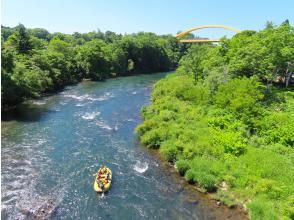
<box><xmin>1</xmin><ymin>24</ymin><xmax>186</xmax><ymax>106</ymax></box>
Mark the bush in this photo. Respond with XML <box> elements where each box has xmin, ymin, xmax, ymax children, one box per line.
<box><xmin>216</xmin><ymin>191</ymin><xmax>237</xmax><ymax>207</ymax></box>
<box><xmin>259</xmin><ymin>112</ymin><xmax>294</xmax><ymax>147</ymax></box>
<box><xmin>140</xmin><ymin>128</ymin><xmax>165</xmax><ymax>148</ymax></box>
<box><xmin>196</xmin><ymin>173</ymin><xmax>217</xmax><ymax>192</ymax></box>
<box><xmin>136</xmin><ymin>119</ymin><xmax>160</xmax><ymax>136</ymax></box>
<box><xmin>159</xmin><ymin>110</ymin><xmax>176</xmax><ymax>122</ymax></box>
<box><xmin>176</xmin><ymin>160</ymin><xmax>190</xmax><ymax>176</ymax></box>
<box><xmin>214</xmin><ymin>77</ymin><xmax>264</xmax><ymax>115</ymax></box>
<box><xmin>248</xmin><ymin>198</ymin><xmax>278</xmax><ymax>220</ymax></box>
<box><xmin>185</xmin><ymin>169</ymin><xmax>196</xmax><ymax>184</ymax></box>
<box><xmin>160</xmin><ymin>143</ymin><xmax>178</xmax><ymax>163</ymax></box>
<box><xmin>213</xmin><ymin>130</ymin><xmax>247</xmax><ymax>156</ymax></box>
<box><xmin>282</xmin><ymin>195</ymin><xmax>294</xmax><ymax>219</ymax></box>
<box><xmin>253</xmin><ymin>179</ymin><xmax>284</xmax><ymax>200</ymax></box>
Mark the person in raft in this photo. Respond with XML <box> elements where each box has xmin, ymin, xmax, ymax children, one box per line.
<box><xmin>98</xmin><ymin>166</ymin><xmax>108</xmax><ymax>177</ymax></box>
<box><xmin>97</xmin><ymin>166</ymin><xmax>109</xmax><ymax>186</ymax></box>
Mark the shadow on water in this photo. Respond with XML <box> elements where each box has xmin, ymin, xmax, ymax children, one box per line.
<box><xmin>2</xmin><ymin>103</ymin><xmax>56</xmax><ymax>122</ymax></box>
<box><xmin>1</xmin><ymin>85</ymin><xmax>72</xmax><ymax>122</ymax></box>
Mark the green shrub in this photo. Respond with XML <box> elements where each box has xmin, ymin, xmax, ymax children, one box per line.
<box><xmin>282</xmin><ymin>195</ymin><xmax>294</xmax><ymax>219</ymax></box>
<box><xmin>216</xmin><ymin>191</ymin><xmax>237</xmax><ymax>207</ymax></box>
<box><xmin>248</xmin><ymin>198</ymin><xmax>278</xmax><ymax>220</ymax></box>
<box><xmin>160</xmin><ymin>143</ymin><xmax>178</xmax><ymax>163</ymax></box>
<box><xmin>223</xmin><ymin>175</ymin><xmax>236</xmax><ymax>188</ymax></box>
<box><xmin>159</xmin><ymin>110</ymin><xmax>176</xmax><ymax>122</ymax></box>
<box><xmin>259</xmin><ymin>112</ymin><xmax>294</xmax><ymax>147</ymax></box>
<box><xmin>214</xmin><ymin>77</ymin><xmax>265</xmax><ymax>115</ymax></box>
<box><xmin>185</xmin><ymin>169</ymin><xmax>196</xmax><ymax>184</ymax></box>
<box><xmin>195</xmin><ymin>172</ymin><xmax>217</xmax><ymax>192</ymax></box>
<box><xmin>136</xmin><ymin>119</ymin><xmax>160</xmax><ymax>136</ymax></box>
<box><xmin>176</xmin><ymin>160</ymin><xmax>190</xmax><ymax>176</ymax></box>
<box><xmin>140</xmin><ymin>128</ymin><xmax>166</xmax><ymax>148</ymax></box>
<box><xmin>253</xmin><ymin>179</ymin><xmax>284</xmax><ymax>200</ymax></box>
<box><xmin>213</xmin><ymin>130</ymin><xmax>247</xmax><ymax>156</ymax></box>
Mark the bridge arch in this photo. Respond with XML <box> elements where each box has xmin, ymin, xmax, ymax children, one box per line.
<box><xmin>176</xmin><ymin>25</ymin><xmax>241</xmax><ymax>43</ymax></box>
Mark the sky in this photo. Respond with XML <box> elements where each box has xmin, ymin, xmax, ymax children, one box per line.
<box><xmin>1</xmin><ymin>0</ymin><xmax>294</xmax><ymax>38</ymax></box>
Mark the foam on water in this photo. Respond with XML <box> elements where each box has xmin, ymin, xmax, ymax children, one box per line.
<box><xmin>133</xmin><ymin>161</ymin><xmax>149</xmax><ymax>173</ymax></box>
<box><xmin>96</xmin><ymin>121</ymin><xmax>112</xmax><ymax>130</ymax></box>
<box><xmin>63</xmin><ymin>94</ymin><xmax>100</xmax><ymax>102</ymax></box>
<box><xmin>125</xmin><ymin>118</ymin><xmax>135</xmax><ymax>122</ymax></box>
<box><xmin>64</xmin><ymin>92</ymin><xmax>114</xmax><ymax>102</ymax></box>
<box><xmin>81</xmin><ymin>112</ymin><xmax>101</xmax><ymax>120</ymax></box>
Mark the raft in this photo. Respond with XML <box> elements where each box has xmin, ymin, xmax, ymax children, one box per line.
<box><xmin>93</xmin><ymin>166</ymin><xmax>112</xmax><ymax>193</ymax></box>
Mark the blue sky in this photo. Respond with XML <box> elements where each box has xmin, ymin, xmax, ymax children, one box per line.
<box><xmin>2</xmin><ymin>0</ymin><xmax>294</xmax><ymax>38</ymax></box>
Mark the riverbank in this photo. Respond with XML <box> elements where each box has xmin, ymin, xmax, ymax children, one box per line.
<box><xmin>137</xmin><ymin>23</ymin><xmax>294</xmax><ymax>219</ymax></box>
<box><xmin>144</xmin><ymin>147</ymin><xmax>249</xmax><ymax>220</ymax></box>
<box><xmin>136</xmin><ymin>73</ymin><xmax>294</xmax><ymax>219</ymax></box>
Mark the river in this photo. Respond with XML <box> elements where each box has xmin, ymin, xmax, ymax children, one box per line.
<box><xmin>1</xmin><ymin>73</ymin><xmax>246</xmax><ymax>220</ymax></box>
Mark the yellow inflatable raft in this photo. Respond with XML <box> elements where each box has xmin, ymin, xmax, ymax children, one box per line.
<box><xmin>93</xmin><ymin>166</ymin><xmax>112</xmax><ymax>193</ymax></box>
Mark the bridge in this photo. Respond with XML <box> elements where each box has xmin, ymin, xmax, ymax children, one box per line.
<box><xmin>176</xmin><ymin>25</ymin><xmax>241</xmax><ymax>43</ymax></box>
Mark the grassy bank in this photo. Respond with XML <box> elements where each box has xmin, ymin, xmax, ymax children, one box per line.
<box><xmin>136</xmin><ymin>22</ymin><xmax>294</xmax><ymax>219</ymax></box>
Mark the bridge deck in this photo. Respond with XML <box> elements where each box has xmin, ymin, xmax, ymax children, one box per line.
<box><xmin>180</xmin><ymin>39</ymin><xmax>221</xmax><ymax>43</ymax></box>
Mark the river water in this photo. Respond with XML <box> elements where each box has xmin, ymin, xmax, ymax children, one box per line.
<box><xmin>1</xmin><ymin>73</ymin><xmax>246</xmax><ymax>220</ymax></box>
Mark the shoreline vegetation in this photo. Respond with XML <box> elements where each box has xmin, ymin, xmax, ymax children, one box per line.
<box><xmin>1</xmin><ymin>24</ymin><xmax>187</xmax><ymax>108</ymax></box>
<box><xmin>2</xmin><ymin>21</ymin><xmax>293</xmax><ymax>219</ymax></box>
<box><xmin>136</xmin><ymin>21</ymin><xmax>294</xmax><ymax>220</ymax></box>
<box><xmin>146</xmin><ymin>148</ymin><xmax>249</xmax><ymax>220</ymax></box>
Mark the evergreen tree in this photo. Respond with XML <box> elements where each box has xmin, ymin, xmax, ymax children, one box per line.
<box><xmin>15</xmin><ymin>24</ymin><xmax>33</xmax><ymax>54</ymax></box>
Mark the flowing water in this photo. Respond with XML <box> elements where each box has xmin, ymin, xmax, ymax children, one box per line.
<box><xmin>1</xmin><ymin>73</ymin><xmax>246</xmax><ymax>220</ymax></box>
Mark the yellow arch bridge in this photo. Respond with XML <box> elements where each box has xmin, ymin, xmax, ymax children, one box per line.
<box><xmin>176</xmin><ymin>25</ymin><xmax>241</xmax><ymax>43</ymax></box>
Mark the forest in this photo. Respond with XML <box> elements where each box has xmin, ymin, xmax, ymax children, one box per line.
<box><xmin>136</xmin><ymin>21</ymin><xmax>294</xmax><ymax>219</ymax></box>
<box><xmin>1</xmin><ymin>24</ymin><xmax>186</xmax><ymax>107</ymax></box>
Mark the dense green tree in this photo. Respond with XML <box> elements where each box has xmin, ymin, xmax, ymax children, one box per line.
<box><xmin>1</xmin><ymin>46</ymin><xmax>22</xmax><ymax>105</ymax></box>
<box><xmin>76</xmin><ymin>39</ymin><xmax>110</xmax><ymax>80</ymax></box>
<box><xmin>177</xmin><ymin>44</ymin><xmax>212</xmax><ymax>80</ymax></box>
<box><xmin>104</xmin><ymin>42</ymin><xmax>128</xmax><ymax>74</ymax></box>
<box><xmin>48</xmin><ymin>37</ymin><xmax>73</xmax><ymax>57</ymax></box>
<box><xmin>1</xmin><ymin>25</ymin><xmax>16</xmax><ymax>41</ymax></box>
<box><xmin>29</xmin><ymin>28</ymin><xmax>51</xmax><ymax>40</ymax></box>
<box><xmin>15</xmin><ymin>24</ymin><xmax>33</xmax><ymax>54</ymax></box>
<box><xmin>1</xmin><ymin>46</ymin><xmax>15</xmax><ymax>73</ymax></box>
<box><xmin>1</xmin><ymin>25</ymin><xmax>185</xmax><ymax>106</ymax></box>
<box><xmin>104</xmin><ymin>31</ymin><xmax>122</xmax><ymax>43</ymax></box>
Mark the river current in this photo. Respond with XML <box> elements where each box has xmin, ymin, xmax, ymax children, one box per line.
<box><xmin>1</xmin><ymin>73</ymin><xmax>245</xmax><ymax>220</ymax></box>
